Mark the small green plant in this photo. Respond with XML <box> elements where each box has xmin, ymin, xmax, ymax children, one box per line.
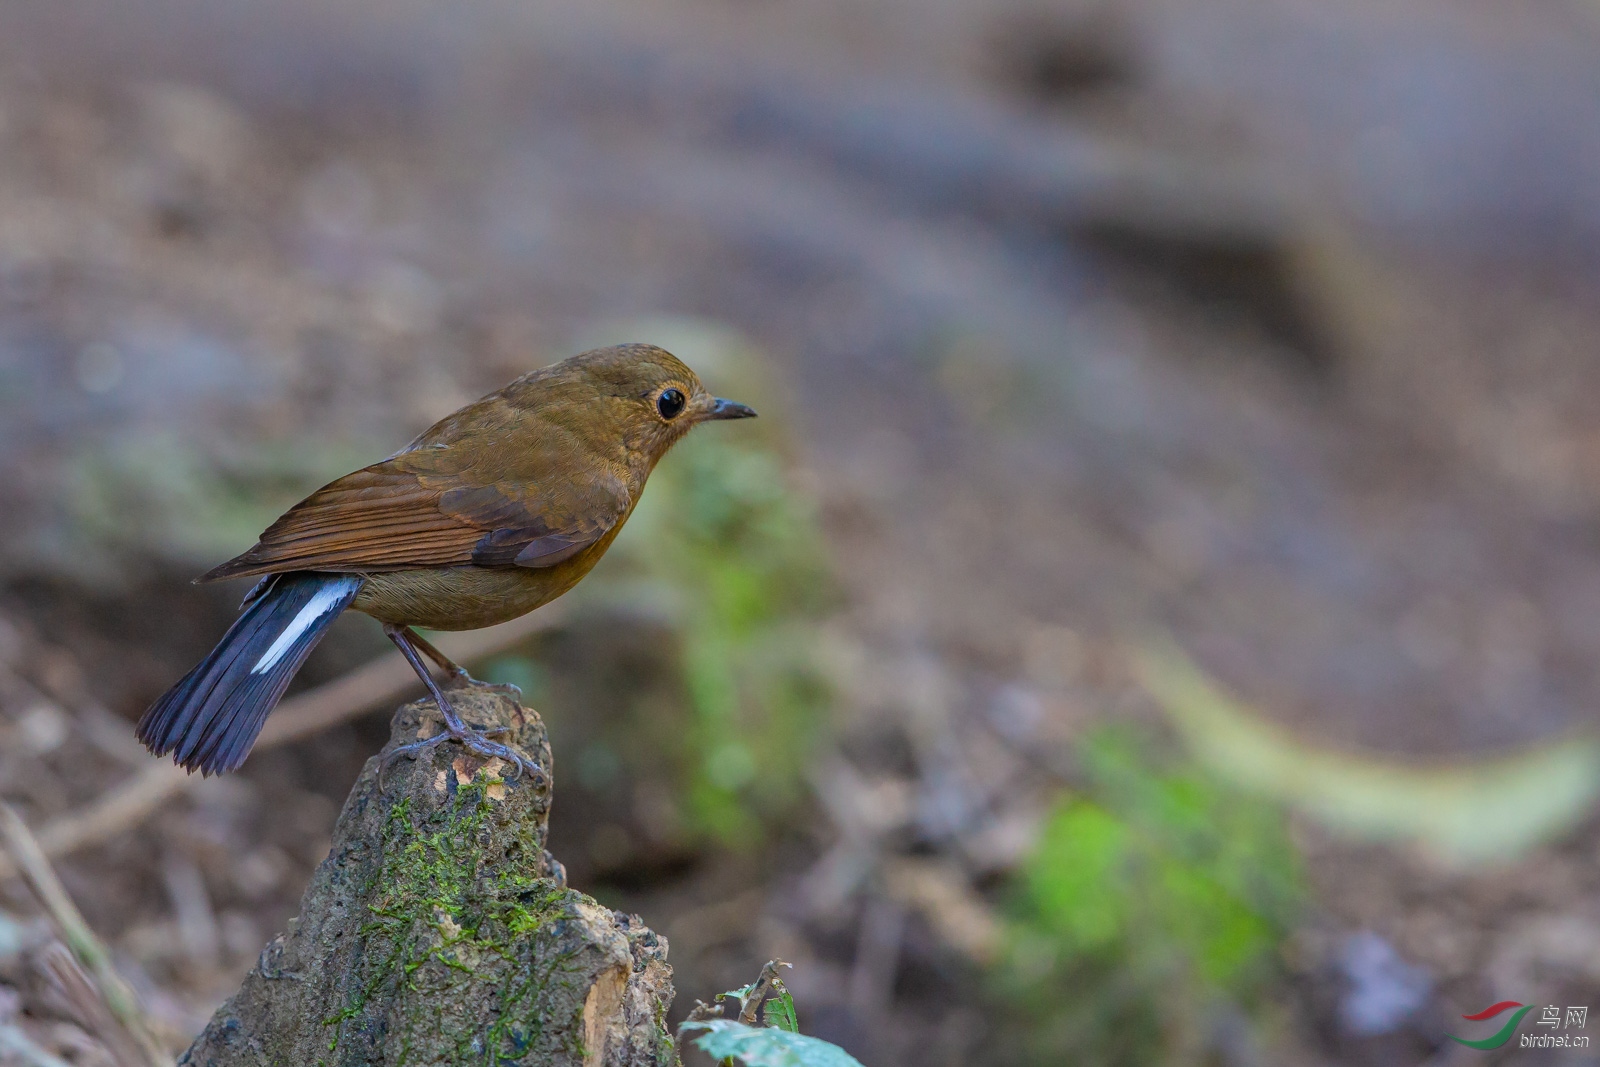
<box><xmin>590</xmin><ymin>428</ymin><xmax>837</xmax><ymax>846</ymax></box>
<box><xmin>678</xmin><ymin>961</ymin><xmax>865</xmax><ymax>1067</ymax></box>
<box><xmin>991</xmin><ymin>727</ymin><xmax>1303</xmax><ymax>1065</ymax></box>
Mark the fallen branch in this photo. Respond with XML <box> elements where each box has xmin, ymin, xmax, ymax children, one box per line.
<box><xmin>37</xmin><ymin>942</ymin><xmax>160</xmax><ymax>1067</ymax></box>
<box><xmin>0</xmin><ymin>608</ymin><xmax>562</xmax><ymax>881</ymax></box>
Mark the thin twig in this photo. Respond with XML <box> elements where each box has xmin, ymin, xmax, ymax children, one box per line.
<box><xmin>37</xmin><ymin>942</ymin><xmax>157</xmax><ymax>1067</ymax></box>
<box><xmin>674</xmin><ymin>958</ymin><xmax>794</xmax><ymax>1057</ymax></box>
<box><xmin>736</xmin><ymin>960</ymin><xmax>791</xmax><ymax>1026</ymax></box>
<box><xmin>0</xmin><ymin>608</ymin><xmax>561</xmax><ymax>880</ymax></box>
<box><xmin>0</xmin><ymin>805</ymin><xmax>167</xmax><ymax>1067</ymax></box>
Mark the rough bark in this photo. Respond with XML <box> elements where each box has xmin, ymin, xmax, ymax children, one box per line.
<box><xmin>180</xmin><ymin>687</ymin><xmax>675</xmax><ymax>1067</ymax></box>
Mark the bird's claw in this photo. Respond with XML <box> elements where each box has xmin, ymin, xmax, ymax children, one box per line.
<box><xmin>446</xmin><ymin>728</ymin><xmax>541</xmax><ymax>783</ymax></box>
<box><xmin>378</xmin><ymin>625</ymin><xmax>539</xmax><ymax>792</ymax></box>
<box><xmin>377</xmin><ymin>720</ymin><xmax>543</xmax><ymax>793</ymax></box>
<box><xmin>377</xmin><ymin>733</ymin><xmax>449</xmax><ymax>792</ymax></box>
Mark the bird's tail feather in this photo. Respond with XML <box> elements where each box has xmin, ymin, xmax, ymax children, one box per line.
<box><xmin>137</xmin><ymin>572</ymin><xmax>363</xmax><ymax>775</ymax></box>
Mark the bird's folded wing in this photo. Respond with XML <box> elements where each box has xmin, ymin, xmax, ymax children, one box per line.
<box><xmin>198</xmin><ymin>459</ymin><xmax>626</xmax><ymax>582</ymax></box>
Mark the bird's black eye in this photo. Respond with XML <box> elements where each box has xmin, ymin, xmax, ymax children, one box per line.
<box><xmin>657</xmin><ymin>388</ymin><xmax>686</xmax><ymax>420</ymax></box>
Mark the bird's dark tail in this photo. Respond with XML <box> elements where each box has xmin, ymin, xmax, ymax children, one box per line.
<box><xmin>137</xmin><ymin>572</ymin><xmax>363</xmax><ymax>775</ymax></box>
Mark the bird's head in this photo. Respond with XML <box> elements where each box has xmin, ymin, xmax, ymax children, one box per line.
<box><xmin>552</xmin><ymin>343</ymin><xmax>757</xmax><ymax>461</ymax></box>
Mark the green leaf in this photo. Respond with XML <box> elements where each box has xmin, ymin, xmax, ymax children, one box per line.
<box><xmin>1025</xmin><ymin>801</ymin><xmax>1129</xmax><ymax>948</ymax></box>
<box><xmin>764</xmin><ymin>989</ymin><xmax>800</xmax><ymax>1033</ymax></box>
<box><xmin>683</xmin><ymin>1019</ymin><xmax>863</xmax><ymax>1067</ymax></box>
<box><xmin>720</xmin><ymin>982</ymin><xmax>758</xmax><ymax>1004</ymax></box>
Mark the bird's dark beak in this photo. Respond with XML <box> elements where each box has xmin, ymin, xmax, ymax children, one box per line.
<box><xmin>707</xmin><ymin>397</ymin><xmax>758</xmax><ymax>420</ymax></box>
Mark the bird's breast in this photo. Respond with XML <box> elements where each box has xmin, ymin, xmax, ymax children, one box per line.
<box><xmin>351</xmin><ymin>564</ymin><xmax>579</xmax><ymax>631</ymax></box>
<box><xmin>347</xmin><ymin>495</ymin><xmax>637</xmax><ymax>630</ymax></box>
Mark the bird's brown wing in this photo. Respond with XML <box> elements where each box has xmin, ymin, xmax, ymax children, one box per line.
<box><xmin>198</xmin><ymin>453</ymin><xmax>627</xmax><ymax>582</ymax></box>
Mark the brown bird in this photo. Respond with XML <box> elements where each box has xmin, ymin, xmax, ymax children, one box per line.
<box><xmin>137</xmin><ymin>343</ymin><xmax>756</xmax><ymax>777</ymax></box>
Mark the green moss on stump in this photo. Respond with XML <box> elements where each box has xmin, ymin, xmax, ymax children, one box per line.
<box><xmin>181</xmin><ymin>689</ymin><xmax>674</xmax><ymax>1067</ymax></box>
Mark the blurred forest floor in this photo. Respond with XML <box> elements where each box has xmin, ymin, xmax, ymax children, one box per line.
<box><xmin>2</xmin><ymin>1</ymin><xmax>1600</xmax><ymax>1064</ymax></box>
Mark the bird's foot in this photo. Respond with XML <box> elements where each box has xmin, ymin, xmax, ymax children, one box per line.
<box><xmin>378</xmin><ymin>718</ymin><xmax>542</xmax><ymax>792</ymax></box>
<box><xmin>378</xmin><ymin>624</ymin><xmax>539</xmax><ymax>791</ymax></box>
<box><xmin>442</xmin><ymin>668</ymin><xmax>523</xmax><ymax>700</ymax></box>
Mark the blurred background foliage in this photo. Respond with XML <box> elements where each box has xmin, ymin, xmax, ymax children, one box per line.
<box><xmin>482</xmin><ymin>324</ymin><xmax>839</xmax><ymax>849</ymax></box>
<box><xmin>60</xmin><ymin>433</ymin><xmax>381</xmax><ymax>583</ymax></box>
<box><xmin>993</xmin><ymin>728</ymin><xmax>1302</xmax><ymax>1066</ymax></box>
<box><xmin>633</xmin><ymin>432</ymin><xmax>837</xmax><ymax>845</ymax></box>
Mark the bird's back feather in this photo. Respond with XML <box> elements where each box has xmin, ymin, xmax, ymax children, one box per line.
<box><xmin>199</xmin><ymin>410</ymin><xmax>629</xmax><ymax>582</ymax></box>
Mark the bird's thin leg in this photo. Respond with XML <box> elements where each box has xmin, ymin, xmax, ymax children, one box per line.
<box><xmin>401</xmin><ymin>627</ymin><xmax>522</xmax><ymax>698</ymax></box>
<box><xmin>395</xmin><ymin>628</ymin><xmax>512</xmax><ymax>733</ymax></box>
<box><xmin>404</xmin><ymin>628</ymin><xmax>464</xmax><ymax>675</ymax></box>
<box><xmin>378</xmin><ymin>623</ymin><xmax>541</xmax><ymax>790</ymax></box>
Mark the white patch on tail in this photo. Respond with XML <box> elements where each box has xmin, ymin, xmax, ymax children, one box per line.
<box><xmin>250</xmin><ymin>582</ymin><xmax>350</xmax><ymax>675</ymax></box>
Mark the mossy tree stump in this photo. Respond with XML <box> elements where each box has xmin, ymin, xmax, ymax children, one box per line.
<box><xmin>180</xmin><ymin>688</ymin><xmax>675</xmax><ymax>1067</ymax></box>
